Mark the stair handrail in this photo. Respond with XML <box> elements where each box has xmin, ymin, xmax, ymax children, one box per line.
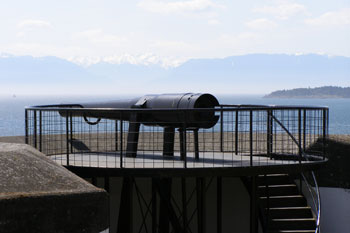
<box><xmin>271</xmin><ymin>113</ymin><xmax>322</xmax><ymax>233</ymax></box>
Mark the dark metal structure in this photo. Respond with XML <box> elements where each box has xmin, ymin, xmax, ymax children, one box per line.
<box><xmin>25</xmin><ymin>93</ymin><xmax>328</xmax><ymax>233</ymax></box>
<box><xmin>58</xmin><ymin>93</ymin><xmax>219</xmax><ymax>158</ymax></box>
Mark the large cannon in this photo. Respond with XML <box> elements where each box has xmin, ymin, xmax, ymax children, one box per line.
<box><xmin>60</xmin><ymin>93</ymin><xmax>220</xmax><ymax>158</ymax></box>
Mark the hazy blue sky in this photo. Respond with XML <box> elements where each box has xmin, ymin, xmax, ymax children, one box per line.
<box><xmin>1</xmin><ymin>0</ymin><xmax>349</xmax><ymax>67</ymax></box>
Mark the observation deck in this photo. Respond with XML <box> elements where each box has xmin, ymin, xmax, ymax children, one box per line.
<box><xmin>24</xmin><ymin>104</ymin><xmax>328</xmax><ymax>177</ymax></box>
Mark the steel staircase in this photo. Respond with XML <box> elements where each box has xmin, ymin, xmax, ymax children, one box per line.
<box><xmin>257</xmin><ymin>174</ymin><xmax>317</xmax><ymax>233</ymax></box>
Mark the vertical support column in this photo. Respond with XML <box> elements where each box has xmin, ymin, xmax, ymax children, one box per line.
<box><xmin>152</xmin><ymin>179</ymin><xmax>157</xmax><ymax>233</ymax></box>
<box><xmin>158</xmin><ymin>178</ymin><xmax>172</xmax><ymax>233</ymax></box>
<box><xmin>250</xmin><ymin>176</ymin><xmax>258</xmax><ymax>233</ymax></box>
<box><xmin>220</xmin><ymin>107</ymin><xmax>224</xmax><ymax>152</ymax></box>
<box><xmin>194</xmin><ymin>129</ymin><xmax>199</xmax><ymax>160</ymax></box>
<box><xmin>182</xmin><ymin>178</ymin><xmax>188</xmax><ymax>233</ymax></box>
<box><xmin>235</xmin><ymin>110</ymin><xmax>239</xmax><ymax>155</ymax></box>
<box><xmin>39</xmin><ymin>110</ymin><xmax>42</xmax><ymax>152</ymax></box>
<box><xmin>117</xmin><ymin>177</ymin><xmax>133</xmax><ymax>233</ymax></box>
<box><xmin>197</xmin><ymin>177</ymin><xmax>206</xmax><ymax>233</ymax></box>
<box><xmin>25</xmin><ymin>109</ymin><xmax>28</xmax><ymax>144</ymax></box>
<box><xmin>65</xmin><ymin>111</ymin><xmax>70</xmax><ymax>166</ymax></box>
<box><xmin>163</xmin><ymin>127</ymin><xmax>175</xmax><ymax>156</ymax></box>
<box><xmin>34</xmin><ymin>110</ymin><xmax>37</xmax><ymax>149</ymax></box>
<box><xmin>126</xmin><ymin>114</ymin><xmax>140</xmax><ymax>157</ymax></box>
<box><xmin>249</xmin><ymin>110</ymin><xmax>253</xmax><ymax>166</ymax></box>
<box><xmin>217</xmin><ymin>177</ymin><xmax>222</xmax><ymax>233</ymax></box>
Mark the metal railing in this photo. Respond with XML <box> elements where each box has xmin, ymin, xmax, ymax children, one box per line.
<box><xmin>25</xmin><ymin>104</ymin><xmax>328</xmax><ymax>170</ymax></box>
<box><xmin>257</xmin><ymin>105</ymin><xmax>327</xmax><ymax>233</ymax></box>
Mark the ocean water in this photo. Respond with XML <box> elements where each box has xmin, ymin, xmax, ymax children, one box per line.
<box><xmin>0</xmin><ymin>94</ymin><xmax>349</xmax><ymax>136</ymax></box>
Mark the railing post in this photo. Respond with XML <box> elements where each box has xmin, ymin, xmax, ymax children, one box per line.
<box><xmin>183</xmin><ymin>111</ymin><xmax>187</xmax><ymax>168</ymax></box>
<box><xmin>115</xmin><ymin>119</ymin><xmax>118</xmax><ymax>151</ymax></box>
<box><xmin>235</xmin><ymin>110</ymin><xmax>239</xmax><ymax>155</ymax></box>
<box><xmin>303</xmin><ymin>109</ymin><xmax>306</xmax><ymax>151</ymax></box>
<box><xmin>120</xmin><ymin>113</ymin><xmax>123</xmax><ymax>168</ymax></box>
<box><xmin>65</xmin><ymin>111</ymin><xmax>70</xmax><ymax>166</ymax></box>
<box><xmin>25</xmin><ymin>109</ymin><xmax>28</xmax><ymax>144</ymax></box>
<box><xmin>70</xmin><ymin>112</ymin><xmax>73</xmax><ymax>153</ymax></box>
<box><xmin>220</xmin><ymin>107</ymin><xmax>224</xmax><ymax>152</ymax></box>
<box><xmin>298</xmin><ymin>109</ymin><xmax>302</xmax><ymax>163</ymax></box>
<box><xmin>33</xmin><ymin>110</ymin><xmax>37</xmax><ymax>149</ymax></box>
<box><xmin>267</xmin><ymin>110</ymin><xmax>273</xmax><ymax>158</ymax></box>
<box><xmin>39</xmin><ymin>110</ymin><xmax>42</xmax><ymax>152</ymax></box>
<box><xmin>250</xmin><ymin>110</ymin><xmax>253</xmax><ymax>166</ymax></box>
<box><xmin>323</xmin><ymin>109</ymin><xmax>327</xmax><ymax>160</ymax></box>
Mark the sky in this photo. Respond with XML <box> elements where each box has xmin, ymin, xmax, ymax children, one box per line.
<box><xmin>0</xmin><ymin>0</ymin><xmax>349</xmax><ymax>67</ymax></box>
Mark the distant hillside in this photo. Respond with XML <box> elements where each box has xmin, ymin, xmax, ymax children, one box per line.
<box><xmin>264</xmin><ymin>86</ymin><xmax>350</xmax><ymax>98</ymax></box>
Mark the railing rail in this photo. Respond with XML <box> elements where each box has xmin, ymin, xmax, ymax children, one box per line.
<box><xmin>25</xmin><ymin>104</ymin><xmax>327</xmax><ymax>172</ymax></box>
<box><xmin>268</xmin><ymin>109</ymin><xmax>327</xmax><ymax>233</ymax></box>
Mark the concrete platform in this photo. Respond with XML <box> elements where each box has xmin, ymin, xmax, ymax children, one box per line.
<box><xmin>0</xmin><ymin>142</ymin><xmax>109</xmax><ymax>233</ymax></box>
<box><xmin>51</xmin><ymin>151</ymin><xmax>307</xmax><ymax>169</ymax></box>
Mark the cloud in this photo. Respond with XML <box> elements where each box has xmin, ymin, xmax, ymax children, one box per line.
<box><xmin>137</xmin><ymin>0</ymin><xmax>225</xmax><ymax>14</ymax></box>
<box><xmin>253</xmin><ymin>3</ymin><xmax>306</xmax><ymax>20</ymax></box>
<box><xmin>17</xmin><ymin>19</ymin><xmax>52</xmax><ymax>28</ymax></box>
<box><xmin>305</xmin><ymin>8</ymin><xmax>350</xmax><ymax>26</ymax></box>
<box><xmin>208</xmin><ymin>19</ymin><xmax>220</xmax><ymax>25</ymax></box>
<box><xmin>72</xmin><ymin>29</ymin><xmax>127</xmax><ymax>45</ymax></box>
<box><xmin>245</xmin><ymin>18</ymin><xmax>277</xmax><ymax>30</ymax></box>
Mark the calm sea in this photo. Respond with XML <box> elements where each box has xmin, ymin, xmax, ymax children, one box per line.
<box><xmin>0</xmin><ymin>95</ymin><xmax>349</xmax><ymax>136</ymax></box>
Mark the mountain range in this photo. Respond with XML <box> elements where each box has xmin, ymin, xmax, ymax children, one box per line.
<box><xmin>1</xmin><ymin>54</ymin><xmax>349</xmax><ymax>95</ymax></box>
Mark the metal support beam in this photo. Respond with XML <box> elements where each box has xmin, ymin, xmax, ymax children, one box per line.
<box><xmin>250</xmin><ymin>176</ymin><xmax>258</xmax><ymax>233</ymax></box>
<box><xmin>196</xmin><ymin>177</ymin><xmax>206</xmax><ymax>233</ymax></box>
<box><xmin>217</xmin><ymin>177</ymin><xmax>222</xmax><ymax>233</ymax></box>
<box><xmin>182</xmin><ymin>178</ymin><xmax>188</xmax><ymax>233</ymax></box>
<box><xmin>117</xmin><ymin>177</ymin><xmax>133</xmax><ymax>233</ymax></box>
<box><xmin>158</xmin><ymin>178</ymin><xmax>171</xmax><ymax>233</ymax></box>
<box><xmin>152</xmin><ymin>179</ymin><xmax>157</xmax><ymax>233</ymax></box>
<box><xmin>156</xmin><ymin>178</ymin><xmax>183</xmax><ymax>233</ymax></box>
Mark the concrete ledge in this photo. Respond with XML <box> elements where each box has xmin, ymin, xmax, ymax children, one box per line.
<box><xmin>0</xmin><ymin>143</ymin><xmax>108</xmax><ymax>233</ymax></box>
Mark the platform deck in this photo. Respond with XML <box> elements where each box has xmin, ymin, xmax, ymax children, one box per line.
<box><xmin>49</xmin><ymin>151</ymin><xmax>312</xmax><ymax>169</ymax></box>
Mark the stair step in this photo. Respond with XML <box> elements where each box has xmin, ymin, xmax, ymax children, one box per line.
<box><xmin>267</xmin><ymin>207</ymin><xmax>313</xmax><ymax>219</ymax></box>
<box><xmin>260</xmin><ymin>195</ymin><xmax>307</xmax><ymax>208</ymax></box>
<box><xmin>258</xmin><ymin>184</ymin><xmax>299</xmax><ymax>196</ymax></box>
<box><xmin>258</xmin><ymin>174</ymin><xmax>292</xmax><ymax>185</ymax></box>
<box><xmin>269</xmin><ymin>218</ymin><xmax>316</xmax><ymax>230</ymax></box>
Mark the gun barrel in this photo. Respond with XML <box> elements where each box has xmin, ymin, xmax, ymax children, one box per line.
<box><xmin>60</xmin><ymin>93</ymin><xmax>219</xmax><ymax>128</ymax></box>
